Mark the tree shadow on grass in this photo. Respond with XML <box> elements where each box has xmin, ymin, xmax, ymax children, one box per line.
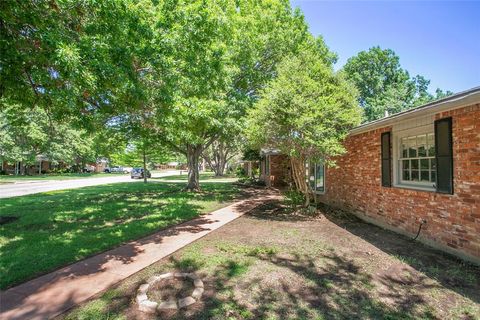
<box><xmin>169</xmin><ymin>251</ymin><xmax>437</xmax><ymax>320</ymax></box>
<box><xmin>0</xmin><ymin>181</ymin><xmax>242</xmax><ymax>290</ymax></box>
<box><xmin>0</xmin><ymin>206</ymin><xmax>225</xmax><ymax>319</ymax></box>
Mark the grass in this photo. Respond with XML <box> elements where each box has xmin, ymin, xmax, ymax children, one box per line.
<box><xmin>0</xmin><ymin>172</ymin><xmax>126</xmax><ymax>181</ymax></box>
<box><xmin>0</xmin><ymin>179</ymin><xmax>241</xmax><ymax>289</ymax></box>
<box><xmin>62</xmin><ymin>200</ymin><xmax>480</xmax><ymax>320</ymax></box>
<box><xmin>153</xmin><ymin>172</ymin><xmax>237</xmax><ymax>183</ymax></box>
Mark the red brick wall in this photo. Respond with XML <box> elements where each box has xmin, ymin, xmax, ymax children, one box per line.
<box><xmin>261</xmin><ymin>155</ymin><xmax>290</xmax><ymax>187</ymax></box>
<box><xmin>317</xmin><ymin>103</ymin><xmax>480</xmax><ymax>264</ymax></box>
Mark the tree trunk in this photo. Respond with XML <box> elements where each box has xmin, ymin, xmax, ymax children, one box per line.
<box><xmin>186</xmin><ymin>144</ymin><xmax>202</xmax><ymax>191</ymax></box>
<box><xmin>215</xmin><ymin>142</ymin><xmax>225</xmax><ymax>176</ymax></box>
<box><xmin>142</xmin><ymin>147</ymin><xmax>147</xmax><ymax>184</ymax></box>
<box><xmin>290</xmin><ymin>157</ymin><xmax>310</xmax><ymax>207</ymax></box>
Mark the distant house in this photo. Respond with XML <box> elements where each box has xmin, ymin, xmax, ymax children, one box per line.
<box><xmin>259</xmin><ymin>86</ymin><xmax>480</xmax><ymax>264</ymax></box>
<box><xmin>259</xmin><ymin>149</ymin><xmax>290</xmax><ymax>188</ymax></box>
<box><xmin>1</xmin><ymin>157</ymin><xmax>109</xmax><ymax>175</ymax></box>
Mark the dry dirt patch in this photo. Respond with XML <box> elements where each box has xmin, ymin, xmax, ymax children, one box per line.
<box><xmin>62</xmin><ymin>199</ymin><xmax>480</xmax><ymax>320</ymax></box>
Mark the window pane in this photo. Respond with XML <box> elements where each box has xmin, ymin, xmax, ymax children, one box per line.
<box><xmin>398</xmin><ymin>132</ymin><xmax>435</xmax><ymax>186</ymax></box>
<box><xmin>409</xmin><ymin>147</ymin><xmax>417</xmax><ymax>158</ymax></box>
<box><xmin>420</xmin><ymin>159</ymin><xmax>429</xmax><ymax>169</ymax></box>
<box><xmin>309</xmin><ymin>163</ymin><xmax>315</xmax><ymax>189</ymax></box>
<box><xmin>411</xmin><ymin>159</ymin><xmax>419</xmax><ymax>170</ymax></box>
<box><xmin>418</xmin><ymin>145</ymin><xmax>427</xmax><ymax>157</ymax></box>
<box><xmin>420</xmin><ymin>170</ymin><xmax>430</xmax><ymax>181</ymax></box>
<box><xmin>411</xmin><ymin>170</ymin><xmax>419</xmax><ymax>181</ymax></box>
<box><xmin>431</xmin><ymin>170</ymin><xmax>436</xmax><ymax>182</ymax></box>
<box><xmin>315</xmin><ymin>164</ymin><xmax>324</xmax><ymax>191</ymax></box>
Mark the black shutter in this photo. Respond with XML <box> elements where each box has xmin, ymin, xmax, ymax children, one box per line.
<box><xmin>435</xmin><ymin>117</ymin><xmax>454</xmax><ymax>194</ymax></box>
<box><xmin>381</xmin><ymin>132</ymin><xmax>391</xmax><ymax>187</ymax></box>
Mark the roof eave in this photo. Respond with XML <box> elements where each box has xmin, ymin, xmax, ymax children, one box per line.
<box><xmin>349</xmin><ymin>86</ymin><xmax>480</xmax><ymax>136</ymax></box>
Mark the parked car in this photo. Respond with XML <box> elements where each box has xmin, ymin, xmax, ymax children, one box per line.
<box><xmin>104</xmin><ymin>166</ymin><xmax>132</xmax><ymax>174</ymax></box>
<box><xmin>83</xmin><ymin>165</ymin><xmax>95</xmax><ymax>173</ymax></box>
<box><xmin>131</xmin><ymin>168</ymin><xmax>151</xmax><ymax>179</ymax></box>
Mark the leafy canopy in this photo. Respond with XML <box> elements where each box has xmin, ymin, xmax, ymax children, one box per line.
<box><xmin>343</xmin><ymin>46</ymin><xmax>452</xmax><ymax>122</ymax></box>
<box><xmin>247</xmin><ymin>51</ymin><xmax>361</xmax><ymax>164</ymax></box>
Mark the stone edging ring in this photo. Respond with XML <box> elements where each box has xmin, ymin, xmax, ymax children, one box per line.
<box><xmin>137</xmin><ymin>272</ymin><xmax>204</xmax><ymax>313</ymax></box>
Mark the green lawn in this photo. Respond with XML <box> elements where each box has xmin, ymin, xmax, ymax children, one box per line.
<box><xmin>0</xmin><ymin>172</ymin><xmax>125</xmax><ymax>181</ymax></box>
<box><xmin>0</xmin><ymin>180</ymin><xmax>241</xmax><ymax>289</ymax></box>
<box><xmin>154</xmin><ymin>172</ymin><xmax>237</xmax><ymax>183</ymax></box>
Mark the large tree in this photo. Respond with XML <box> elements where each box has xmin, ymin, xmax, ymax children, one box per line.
<box><xmin>1</xmin><ymin>0</ymin><xmax>173</xmax><ymax>177</ymax></box>
<box><xmin>201</xmin><ymin>0</ymin><xmax>335</xmax><ymax>178</ymax></box>
<box><xmin>1</xmin><ymin>1</ymin><xmax>155</xmax><ymax>120</ymax></box>
<box><xmin>247</xmin><ymin>51</ymin><xmax>361</xmax><ymax>206</ymax></box>
<box><xmin>343</xmin><ymin>47</ymin><xmax>452</xmax><ymax>122</ymax></box>
<box><xmin>0</xmin><ymin>106</ymin><xmax>96</xmax><ymax>174</ymax></box>
<box><xmin>151</xmin><ymin>0</ymin><xmax>236</xmax><ymax>190</ymax></box>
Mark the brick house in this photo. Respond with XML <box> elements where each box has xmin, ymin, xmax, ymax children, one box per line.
<box><xmin>259</xmin><ymin>149</ymin><xmax>290</xmax><ymax>187</ymax></box>
<box><xmin>261</xmin><ymin>87</ymin><xmax>480</xmax><ymax>264</ymax></box>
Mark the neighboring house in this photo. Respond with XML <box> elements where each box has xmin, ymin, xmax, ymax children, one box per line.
<box><xmin>260</xmin><ymin>86</ymin><xmax>480</xmax><ymax>264</ymax></box>
<box><xmin>94</xmin><ymin>158</ymin><xmax>109</xmax><ymax>173</ymax></box>
<box><xmin>154</xmin><ymin>162</ymin><xmax>187</xmax><ymax>170</ymax></box>
<box><xmin>1</xmin><ymin>155</ymin><xmax>56</xmax><ymax>175</ymax></box>
<box><xmin>259</xmin><ymin>149</ymin><xmax>290</xmax><ymax>187</ymax></box>
<box><xmin>1</xmin><ymin>157</ymin><xmax>108</xmax><ymax>175</ymax></box>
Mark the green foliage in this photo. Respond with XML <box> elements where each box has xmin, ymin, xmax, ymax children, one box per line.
<box><xmin>242</xmin><ymin>148</ymin><xmax>262</xmax><ymax>161</ymax></box>
<box><xmin>0</xmin><ymin>106</ymin><xmax>96</xmax><ymax>168</ymax></box>
<box><xmin>236</xmin><ymin>166</ymin><xmax>247</xmax><ymax>178</ymax></box>
<box><xmin>343</xmin><ymin>47</ymin><xmax>452</xmax><ymax>122</ymax></box>
<box><xmin>109</xmin><ymin>142</ymin><xmax>180</xmax><ymax>168</ymax></box>
<box><xmin>0</xmin><ymin>0</ymin><xmax>161</xmax><ymax>124</ymax></box>
<box><xmin>247</xmin><ymin>51</ymin><xmax>361</xmax><ymax>164</ymax></box>
<box><xmin>0</xmin><ymin>180</ymin><xmax>241</xmax><ymax>289</ymax></box>
<box><xmin>284</xmin><ymin>189</ymin><xmax>305</xmax><ymax>209</ymax></box>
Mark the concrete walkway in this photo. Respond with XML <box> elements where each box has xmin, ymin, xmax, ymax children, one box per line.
<box><xmin>0</xmin><ymin>190</ymin><xmax>278</xmax><ymax>320</ymax></box>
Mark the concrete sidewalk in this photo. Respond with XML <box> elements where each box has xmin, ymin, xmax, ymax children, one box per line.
<box><xmin>0</xmin><ymin>190</ymin><xmax>279</xmax><ymax>320</ymax></box>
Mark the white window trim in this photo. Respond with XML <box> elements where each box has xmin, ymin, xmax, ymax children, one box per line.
<box><xmin>392</xmin><ymin>125</ymin><xmax>436</xmax><ymax>191</ymax></box>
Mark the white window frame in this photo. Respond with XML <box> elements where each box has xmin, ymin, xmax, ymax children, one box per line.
<box><xmin>392</xmin><ymin>125</ymin><xmax>436</xmax><ymax>192</ymax></box>
<box><xmin>306</xmin><ymin>162</ymin><xmax>326</xmax><ymax>194</ymax></box>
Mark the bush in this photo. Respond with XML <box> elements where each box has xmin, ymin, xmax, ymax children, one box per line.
<box><xmin>50</xmin><ymin>167</ymin><xmax>70</xmax><ymax>174</ymax></box>
<box><xmin>252</xmin><ymin>167</ymin><xmax>259</xmax><ymax>178</ymax></box>
<box><xmin>235</xmin><ymin>167</ymin><xmax>247</xmax><ymax>178</ymax></box>
<box><xmin>284</xmin><ymin>189</ymin><xmax>305</xmax><ymax>209</ymax></box>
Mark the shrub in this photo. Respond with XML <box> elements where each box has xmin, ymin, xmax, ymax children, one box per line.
<box><xmin>235</xmin><ymin>167</ymin><xmax>247</xmax><ymax>178</ymax></box>
<box><xmin>284</xmin><ymin>189</ymin><xmax>305</xmax><ymax>209</ymax></box>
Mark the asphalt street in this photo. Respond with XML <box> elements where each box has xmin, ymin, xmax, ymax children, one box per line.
<box><xmin>0</xmin><ymin>170</ymin><xmax>180</xmax><ymax>199</ymax></box>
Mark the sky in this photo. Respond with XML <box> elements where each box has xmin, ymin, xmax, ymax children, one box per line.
<box><xmin>290</xmin><ymin>0</ymin><xmax>480</xmax><ymax>94</ymax></box>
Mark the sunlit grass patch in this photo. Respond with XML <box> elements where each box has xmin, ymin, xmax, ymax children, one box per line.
<box><xmin>0</xmin><ymin>181</ymin><xmax>241</xmax><ymax>289</ymax></box>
